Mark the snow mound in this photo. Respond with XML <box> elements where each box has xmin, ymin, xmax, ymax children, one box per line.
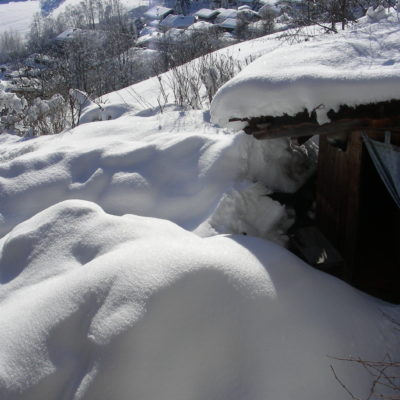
<box><xmin>0</xmin><ymin>110</ymin><xmax>314</xmax><ymax>239</ymax></box>
<box><xmin>0</xmin><ymin>200</ymin><xmax>398</xmax><ymax>400</ymax></box>
<box><xmin>211</xmin><ymin>11</ymin><xmax>400</xmax><ymax>126</ymax></box>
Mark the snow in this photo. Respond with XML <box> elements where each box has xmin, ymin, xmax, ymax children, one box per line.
<box><xmin>0</xmin><ymin>0</ymin><xmax>40</xmax><ymax>36</ymax></box>
<box><xmin>215</xmin><ymin>8</ymin><xmax>237</xmax><ymax>22</ymax></box>
<box><xmin>0</xmin><ymin>0</ymin><xmax>148</xmax><ymax>35</ymax></box>
<box><xmin>159</xmin><ymin>14</ymin><xmax>195</xmax><ymax>29</ymax></box>
<box><xmin>218</xmin><ymin>17</ymin><xmax>237</xmax><ymax>30</ymax></box>
<box><xmin>0</xmin><ymin>199</ymin><xmax>399</xmax><ymax>400</ymax></box>
<box><xmin>143</xmin><ymin>5</ymin><xmax>173</xmax><ymax>20</ymax></box>
<box><xmin>211</xmin><ymin>10</ymin><xmax>400</xmax><ymax>126</ymax></box>
<box><xmin>0</xmin><ymin>108</ymin><xmax>314</xmax><ymax>239</ymax></box>
<box><xmin>50</xmin><ymin>0</ymin><xmax>148</xmax><ymax>17</ymax></box>
<box><xmin>54</xmin><ymin>27</ymin><xmax>81</xmax><ymax>42</ymax></box>
<box><xmin>1</xmin><ymin>10</ymin><xmax>400</xmax><ymax>400</ymax></box>
<box><xmin>193</xmin><ymin>8</ymin><xmax>220</xmax><ymax>19</ymax></box>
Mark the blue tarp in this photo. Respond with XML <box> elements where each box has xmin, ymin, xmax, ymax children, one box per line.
<box><xmin>363</xmin><ymin>132</ymin><xmax>400</xmax><ymax>208</ymax></box>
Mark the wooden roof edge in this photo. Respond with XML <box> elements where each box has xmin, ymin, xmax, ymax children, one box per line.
<box><xmin>229</xmin><ymin>100</ymin><xmax>400</xmax><ymax>140</ymax></box>
<box><xmin>242</xmin><ymin>117</ymin><xmax>400</xmax><ymax>141</ymax></box>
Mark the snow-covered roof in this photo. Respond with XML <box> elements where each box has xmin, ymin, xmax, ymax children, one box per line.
<box><xmin>215</xmin><ymin>8</ymin><xmax>237</xmax><ymax>22</ymax></box>
<box><xmin>187</xmin><ymin>21</ymin><xmax>216</xmax><ymax>32</ymax></box>
<box><xmin>211</xmin><ymin>8</ymin><xmax>400</xmax><ymax>126</ymax></box>
<box><xmin>193</xmin><ymin>8</ymin><xmax>220</xmax><ymax>19</ymax></box>
<box><xmin>143</xmin><ymin>6</ymin><xmax>174</xmax><ymax>20</ymax></box>
<box><xmin>159</xmin><ymin>14</ymin><xmax>195</xmax><ymax>29</ymax></box>
<box><xmin>237</xmin><ymin>9</ymin><xmax>261</xmax><ymax>21</ymax></box>
<box><xmin>218</xmin><ymin>17</ymin><xmax>237</xmax><ymax>30</ymax></box>
<box><xmin>55</xmin><ymin>28</ymin><xmax>81</xmax><ymax>42</ymax></box>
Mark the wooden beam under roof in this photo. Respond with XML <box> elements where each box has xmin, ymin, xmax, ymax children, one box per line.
<box><xmin>229</xmin><ymin>100</ymin><xmax>400</xmax><ymax>140</ymax></box>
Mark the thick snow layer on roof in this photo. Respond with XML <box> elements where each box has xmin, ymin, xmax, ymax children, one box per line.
<box><xmin>194</xmin><ymin>8</ymin><xmax>220</xmax><ymax>19</ymax></box>
<box><xmin>211</xmin><ymin>9</ymin><xmax>400</xmax><ymax>126</ymax></box>
<box><xmin>54</xmin><ymin>27</ymin><xmax>81</xmax><ymax>41</ymax></box>
<box><xmin>218</xmin><ymin>18</ymin><xmax>237</xmax><ymax>29</ymax></box>
<box><xmin>144</xmin><ymin>5</ymin><xmax>173</xmax><ymax>20</ymax></box>
<box><xmin>187</xmin><ymin>20</ymin><xmax>216</xmax><ymax>31</ymax></box>
<box><xmin>0</xmin><ymin>199</ymin><xmax>399</xmax><ymax>400</ymax></box>
<box><xmin>215</xmin><ymin>8</ymin><xmax>237</xmax><ymax>22</ymax></box>
<box><xmin>160</xmin><ymin>14</ymin><xmax>195</xmax><ymax>29</ymax></box>
<box><xmin>218</xmin><ymin>17</ymin><xmax>237</xmax><ymax>29</ymax></box>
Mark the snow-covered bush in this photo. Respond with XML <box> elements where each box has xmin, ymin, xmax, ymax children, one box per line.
<box><xmin>0</xmin><ymin>87</ymin><xmax>68</xmax><ymax>136</ymax></box>
<box><xmin>0</xmin><ymin>87</ymin><xmax>28</xmax><ymax>134</ymax></box>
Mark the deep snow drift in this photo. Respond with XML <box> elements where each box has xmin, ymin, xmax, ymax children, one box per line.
<box><xmin>211</xmin><ymin>8</ymin><xmax>400</xmax><ymax>126</ymax></box>
<box><xmin>0</xmin><ymin>200</ymin><xmax>398</xmax><ymax>400</ymax></box>
<box><xmin>0</xmin><ymin>109</ymin><xmax>315</xmax><ymax>243</ymax></box>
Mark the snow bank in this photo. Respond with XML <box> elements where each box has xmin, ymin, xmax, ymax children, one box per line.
<box><xmin>0</xmin><ymin>110</ymin><xmax>314</xmax><ymax>239</ymax></box>
<box><xmin>0</xmin><ymin>199</ymin><xmax>398</xmax><ymax>400</ymax></box>
<box><xmin>211</xmin><ymin>10</ymin><xmax>400</xmax><ymax>126</ymax></box>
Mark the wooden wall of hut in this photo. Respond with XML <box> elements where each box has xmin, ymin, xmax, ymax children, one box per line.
<box><xmin>316</xmin><ymin>130</ymin><xmax>400</xmax><ymax>303</ymax></box>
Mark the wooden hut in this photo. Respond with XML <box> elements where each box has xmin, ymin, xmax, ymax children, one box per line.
<box><xmin>233</xmin><ymin>101</ymin><xmax>400</xmax><ymax>302</ymax></box>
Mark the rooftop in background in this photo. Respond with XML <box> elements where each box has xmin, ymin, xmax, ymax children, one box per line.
<box><xmin>160</xmin><ymin>14</ymin><xmax>195</xmax><ymax>29</ymax></box>
<box><xmin>217</xmin><ymin>17</ymin><xmax>237</xmax><ymax>30</ymax></box>
<box><xmin>54</xmin><ymin>28</ymin><xmax>81</xmax><ymax>42</ymax></box>
<box><xmin>193</xmin><ymin>8</ymin><xmax>220</xmax><ymax>20</ymax></box>
<box><xmin>143</xmin><ymin>6</ymin><xmax>174</xmax><ymax>20</ymax></box>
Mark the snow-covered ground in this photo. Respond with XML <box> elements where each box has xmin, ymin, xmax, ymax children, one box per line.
<box><xmin>0</xmin><ymin>0</ymin><xmax>40</xmax><ymax>36</ymax></box>
<box><xmin>0</xmin><ymin>198</ymin><xmax>399</xmax><ymax>400</ymax></box>
<box><xmin>50</xmin><ymin>0</ymin><xmax>149</xmax><ymax>17</ymax></box>
<box><xmin>0</xmin><ymin>108</ymin><xmax>315</xmax><ymax>243</ymax></box>
<box><xmin>1</xmin><ymin>7</ymin><xmax>399</xmax><ymax>400</ymax></box>
<box><xmin>0</xmin><ymin>0</ymin><xmax>148</xmax><ymax>36</ymax></box>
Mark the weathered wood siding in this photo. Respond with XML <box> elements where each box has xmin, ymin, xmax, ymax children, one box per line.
<box><xmin>316</xmin><ymin>130</ymin><xmax>400</xmax><ymax>302</ymax></box>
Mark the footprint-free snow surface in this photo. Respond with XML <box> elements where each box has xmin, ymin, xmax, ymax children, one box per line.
<box><xmin>0</xmin><ymin>110</ymin><xmax>315</xmax><ymax>242</ymax></box>
<box><xmin>0</xmin><ymin>200</ymin><xmax>398</xmax><ymax>400</ymax></box>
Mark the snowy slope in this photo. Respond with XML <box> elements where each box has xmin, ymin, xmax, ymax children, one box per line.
<box><xmin>0</xmin><ymin>0</ymin><xmax>148</xmax><ymax>36</ymax></box>
<box><xmin>99</xmin><ymin>25</ymin><xmax>317</xmax><ymax>107</ymax></box>
<box><xmin>49</xmin><ymin>0</ymin><xmax>149</xmax><ymax>17</ymax></box>
<box><xmin>211</xmin><ymin>8</ymin><xmax>400</xmax><ymax>126</ymax></box>
<box><xmin>0</xmin><ymin>0</ymin><xmax>40</xmax><ymax>35</ymax></box>
<box><xmin>0</xmin><ymin>199</ymin><xmax>398</xmax><ymax>400</ymax></box>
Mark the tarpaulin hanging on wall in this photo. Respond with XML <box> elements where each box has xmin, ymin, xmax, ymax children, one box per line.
<box><xmin>363</xmin><ymin>132</ymin><xmax>400</xmax><ymax>208</ymax></box>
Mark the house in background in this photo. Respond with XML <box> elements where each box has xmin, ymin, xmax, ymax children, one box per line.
<box><xmin>160</xmin><ymin>14</ymin><xmax>195</xmax><ymax>30</ymax></box>
<box><xmin>217</xmin><ymin>17</ymin><xmax>237</xmax><ymax>31</ymax></box>
<box><xmin>143</xmin><ymin>6</ymin><xmax>175</xmax><ymax>22</ymax></box>
<box><xmin>193</xmin><ymin>8</ymin><xmax>220</xmax><ymax>22</ymax></box>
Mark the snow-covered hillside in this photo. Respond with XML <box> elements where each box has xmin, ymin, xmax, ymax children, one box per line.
<box><xmin>1</xmin><ymin>7</ymin><xmax>399</xmax><ymax>400</ymax></box>
<box><xmin>0</xmin><ymin>0</ymin><xmax>40</xmax><ymax>35</ymax></box>
<box><xmin>0</xmin><ymin>0</ymin><xmax>147</xmax><ymax>36</ymax></box>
